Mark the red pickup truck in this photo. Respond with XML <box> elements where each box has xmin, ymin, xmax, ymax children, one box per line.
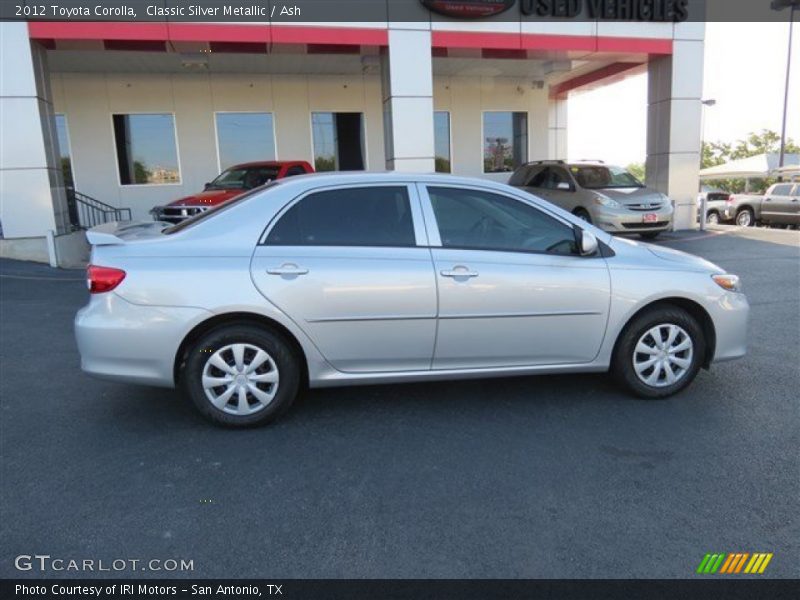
<box><xmin>151</xmin><ymin>160</ymin><xmax>314</xmax><ymax>224</ymax></box>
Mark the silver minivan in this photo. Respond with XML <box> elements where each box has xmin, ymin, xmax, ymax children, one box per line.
<box><xmin>510</xmin><ymin>161</ymin><xmax>673</xmax><ymax>239</ymax></box>
<box><xmin>75</xmin><ymin>173</ymin><xmax>747</xmax><ymax>427</ymax></box>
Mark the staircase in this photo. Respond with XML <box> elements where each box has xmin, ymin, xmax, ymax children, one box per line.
<box><xmin>66</xmin><ymin>188</ymin><xmax>132</xmax><ymax>230</ymax></box>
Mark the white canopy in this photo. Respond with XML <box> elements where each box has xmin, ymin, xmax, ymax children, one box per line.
<box><xmin>772</xmin><ymin>163</ymin><xmax>800</xmax><ymax>180</ymax></box>
<box><xmin>699</xmin><ymin>153</ymin><xmax>800</xmax><ymax>180</ymax></box>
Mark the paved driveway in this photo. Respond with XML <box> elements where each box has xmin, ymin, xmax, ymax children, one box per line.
<box><xmin>1</xmin><ymin>227</ymin><xmax>798</xmax><ymax>579</ymax></box>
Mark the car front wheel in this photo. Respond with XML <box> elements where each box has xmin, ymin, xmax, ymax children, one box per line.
<box><xmin>181</xmin><ymin>324</ymin><xmax>301</xmax><ymax>427</ymax></box>
<box><xmin>706</xmin><ymin>211</ymin><xmax>720</xmax><ymax>225</ymax></box>
<box><xmin>612</xmin><ymin>306</ymin><xmax>705</xmax><ymax>399</ymax></box>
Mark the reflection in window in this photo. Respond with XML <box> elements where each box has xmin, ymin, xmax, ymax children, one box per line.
<box><xmin>434</xmin><ymin>111</ymin><xmax>451</xmax><ymax>173</ymax></box>
<box><xmin>428</xmin><ymin>187</ymin><xmax>575</xmax><ymax>255</ymax></box>
<box><xmin>55</xmin><ymin>114</ymin><xmax>74</xmax><ymax>188</ymax></box>
<box><xmin>215</xmin><ymin>112</ymin><xmax>276</xmax><ymax>171</ymax></box>
<box><xmin>112</xmin><ymin>114</ymin><xmax>180</xmax><ymax>185</ymax></box>
<box><xmin>483</xmin><ymin>112</ymin><xmax>528</xmax><ymax>173</ymax></box>
<box><xmin>312</xmin><ymin>112</ymin><xmax>365</xmax><ymax>172</ymax></box>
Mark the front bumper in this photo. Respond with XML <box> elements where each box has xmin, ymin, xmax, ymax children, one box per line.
<box><xmin>709</xmin><ymin>290</ymin><xmax>750</xmax><ymax>363</ymax></box>
<box><xmin>150</xmin><ymin>205</ymin><xmax>209</xmax><ymax>225</ymax></box>
<box><xmin>591</xmin><ymin>205</ymin><xmax>673</xmax><ymax>233</ymax></box>
<box><xmin>75</xmin><ymin>293</ymin><xmax>211</xmax><ymax>388</ymax></box>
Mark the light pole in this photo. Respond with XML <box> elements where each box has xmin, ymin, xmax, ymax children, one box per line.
<box><xmin>699</xmin><ymin>99</ymin><xmax>716</xmax><ymax>230</ymax></box>
<box><xmin>772</xmin><ymin>0</ymin><xmax>798</xmax><ymax>179</ymax></box>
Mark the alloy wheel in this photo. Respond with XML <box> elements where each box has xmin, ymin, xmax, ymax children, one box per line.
<box><xmin>736</xmin><ymin>210</ymin><xmax>752</xmax><ymax>227</ymax></box>
<box><xmin>706</xmin><ymin>212</ymin><xmax>719</xmax><ymax>225</ymax></box>
<box><xmin>201</xmin><ymin>343</ymin><xmax>280</xmax><ymax>415</ymax></box>
<box><xmin>632</xmin><ymin>324</ymin><xmax>694</xmax><ymax>388</ymax></box>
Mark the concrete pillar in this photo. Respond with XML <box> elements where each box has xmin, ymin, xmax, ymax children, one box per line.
<box><xmin>0</xmin><ymin>22</ymin><xmax>69</xmax><ymax>239</ymax></box>
<box><xmin>646</xmin><ymin>30</ymin><xmax>705</xmax><ymax>230</ymax></box>
<box><xmin>547</xmin><ymin>96</ymin><xmax>568</xmax><ymax>160</ymax></box>
<box><xmin>381</xmin><ymin>27</ymin><xmax>435</xmax><ymax>172</ymax></box>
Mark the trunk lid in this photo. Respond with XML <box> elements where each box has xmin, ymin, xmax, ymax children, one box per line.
<box><xmin>85</xmin><ymin>220</ymin><xmax>169</xmax><ymax>246</ymax></box>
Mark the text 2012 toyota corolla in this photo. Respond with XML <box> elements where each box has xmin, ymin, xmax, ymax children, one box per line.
<box><xmin>75</xmin><ymin>173</ymin><xmax>749</xmax><ymax>427</ymax></box>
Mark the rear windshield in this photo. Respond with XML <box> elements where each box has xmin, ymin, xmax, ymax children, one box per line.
<box><xmin>162</xmin><ymin>183</ymin><xmax>277</xmax><ymax>234</ymax></box>
<box><xmin>570</xmin><ymin>165</ymin><xmax>644</xmax><ymax>189</ymax></box>
<box><xmin>207</xmin><ymin>167</ymin><xmax>280</xmax><ymax>190</ymax></box>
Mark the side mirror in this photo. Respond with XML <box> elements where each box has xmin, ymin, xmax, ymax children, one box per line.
<box><xmin>556</xmin><ymin>182</ymin><xmax>572</xmax><ymax>191</ymax></box>
<box><xmin>577</xmin><ymin>229</ymin><xmax>598</xmax><ymax>256</ymax></box>
<box><xmin>203</xmin><ymin>182</ymin><xmax>212</xmax><ymax>190</ymax></box>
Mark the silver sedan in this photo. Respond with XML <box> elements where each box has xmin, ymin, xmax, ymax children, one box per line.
<box><xmin>75</xmin><ymin>173</ymin><xmax>749</xmax><ymax>427</ymax></box>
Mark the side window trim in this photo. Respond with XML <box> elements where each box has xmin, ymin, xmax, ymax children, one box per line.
<box><xmin>258</xmin><ymin>183</ymin><xmax>427</xmax><ymax>247</ymax></box>
<box><xmin>417</xmin><ymin>183</ymin><xmax>579</xmax><ymax>254</ymax></box>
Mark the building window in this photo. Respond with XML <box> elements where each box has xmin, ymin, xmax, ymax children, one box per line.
<box><xmin>483</xmin><ymin>112</ymin><xmax>528</xmax><ymax>173</ymax></box>
<box><xmin>434</xmin><ymin>111</ymin><xmax>451</xmax><ymax>173</ymax></box>
<box><xmin>55</xmin><ymin>114</ymin><xmax>74</xmax><ymax>188</ymax></box>
<box><xmin>312</xmin><ymin>112</ymin><xmax>365</xmax><ymax>171</ymax></box>
<box><xmin>215</xmin><ymin>112</ymin><xmax>276</xmax><ymax>171</ymax></box>
<box><xmin>112</xmin><ymin>113</ymin><xmax>180</xmax><ymax>185</ymax></box>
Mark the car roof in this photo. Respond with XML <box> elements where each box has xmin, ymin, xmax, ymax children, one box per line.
<box><xmin>267</xmin><ymin>171</ymin><xmax>518</xmax><ymax>191</ymax></box>
<box><xmin>228</xmin><ymin>160</ymin><xmax>308</xmax><ymax>169</ymax></box>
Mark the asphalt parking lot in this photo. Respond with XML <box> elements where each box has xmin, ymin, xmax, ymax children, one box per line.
<box><xmin>1</xmin><ymin>226</ymin><xmax>798</xmax><ymax>579</ymax></box>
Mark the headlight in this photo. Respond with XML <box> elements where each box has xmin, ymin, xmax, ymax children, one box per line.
<box><xmin>712</xmin><ymin>274</ymin><xmax>741</xmax><ymax>292</ymax></box>
<box><xmin>593</xmin><ymin>195</ymin><xmax>621</xmax><ymax>209</ymax></box>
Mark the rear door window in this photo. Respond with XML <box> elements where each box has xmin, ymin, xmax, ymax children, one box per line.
<box><xmin>266</xmin><ymin>186</ymin><xmax>415</xmax><ymax>247</ymax></box>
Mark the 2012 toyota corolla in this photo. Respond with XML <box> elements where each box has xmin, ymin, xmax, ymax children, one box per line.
<box><xmin>75</xmin><ymin>173</ymin><xmax>749</xmax><ymax>427</ymax></box>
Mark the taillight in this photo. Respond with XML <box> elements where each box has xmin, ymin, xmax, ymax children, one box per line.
<box><xmin>726</xmin><ymin>195</ymin><xmax>734</xmax><ymax>204</ymax></box>
<box><xmin>87</xmin><ymin>265</ymin><xmax>126</xmax><ymax>294</ymax></box>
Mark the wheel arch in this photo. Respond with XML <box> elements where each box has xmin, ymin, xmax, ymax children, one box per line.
<box><xmin>173</xmin><ymin>312</ymin><xmax>309</xmax><ymax>387</ymax></box>
<box><xmin>612</xmin><ymin>297</ymin><xmax>717</xmax><ymax>369</ymax></box>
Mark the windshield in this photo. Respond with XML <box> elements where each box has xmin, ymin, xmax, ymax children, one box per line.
<box><xmin>207</xmin><ymin>167</ymin><xmax>280</xmax><ymax>190</ymax></box>
<box><xmin>163</xmin><ymin>183</ymin><xmax>278</xmax><ymax>234</ymax></box>
<box><xmin>571</xmin><ymin>165</ymin><xmax>644</xmax><ymax>189</ymax></box>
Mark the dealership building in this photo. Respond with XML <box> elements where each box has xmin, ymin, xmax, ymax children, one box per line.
<box><xmin>0</xmin><ymin>8</ymin><xmax>705</xmax><ymax>264</ymax></box>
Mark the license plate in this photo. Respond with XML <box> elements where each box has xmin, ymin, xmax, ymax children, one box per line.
<box><xmin>643</xmin><ymin>213</ymin><xmax>658</xmax><ymax>223</ymax></box>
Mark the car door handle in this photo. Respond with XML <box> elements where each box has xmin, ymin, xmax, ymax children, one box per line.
<box><xmin>441</xmin><ymin>266</ymin><xmax>479</xmax><ymax>278</ymax></box>
<box><xmin>267</xmin><ymin>264</ymin><xmax>309</xmax><ymax>276</ymax></box>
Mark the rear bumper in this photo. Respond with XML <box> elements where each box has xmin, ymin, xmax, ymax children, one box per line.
<box><xmin>75</xmin><ymin>293</ymin><xmax>211</xmax><ymax>388</ymax></box>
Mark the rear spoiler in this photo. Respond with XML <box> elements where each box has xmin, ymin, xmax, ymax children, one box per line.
<box><xmin>85</xmin><ymin>221</ymin><xmax>169</xmax><ymax>246</ymax></box>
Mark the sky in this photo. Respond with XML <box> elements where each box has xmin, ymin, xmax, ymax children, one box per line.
<box><xmin>568</xmin><ymin>22</ymin><xmax>800</xmax><ymax>167</ymax></box>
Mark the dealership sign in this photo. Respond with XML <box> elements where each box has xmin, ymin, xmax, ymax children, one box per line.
<box><xmin>422</xmin><ymin>0</ymin><xmax>690</xmax><ymax>21</ymax></box>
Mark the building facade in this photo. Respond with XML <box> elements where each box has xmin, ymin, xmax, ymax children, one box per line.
<box><xmin>0</xmin><ymin>17</ymin><xmax>705</xmax><ymax>263</ymax></box>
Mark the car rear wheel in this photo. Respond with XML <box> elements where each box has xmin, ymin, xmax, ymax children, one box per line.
<box><xmin>612</xmin><ymin>306</ymin><xmax>705</xmax><ymax>399</ymax></box>
<box><xmin>573</xmin><ymin>208</ymin><xmax>593</xmax><ymax>224</ymax></box>
<box><xmin>736</xmin><ymin>208</ymin><xmax>754</xmax><ymax>227</ymax></box>
<box><xmin>181</xmin><ymin>324</ymin><xmax>300</xmax><ymax>427</ymax></box>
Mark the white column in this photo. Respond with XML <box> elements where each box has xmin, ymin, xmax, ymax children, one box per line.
<box><xmin>646</xmin><ymin>28</ymin><xmax>705</xmax><ymax>230</ymax></box>
<box><xmin>0</xmin><ymin>22</ymin><xmax>68</xmax><ymax>239</ymax></box>
<box><xmin>381</xmin><ymin>27</ymin><xmax>435</xmax><ymax>172</ymax></box>
<box><xmin>547</xmin><ymin>96</ymin><xmax>568</xmax><ymax>160</ymax></box>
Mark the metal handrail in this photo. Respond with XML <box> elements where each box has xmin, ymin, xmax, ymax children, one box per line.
<box><xmin>66</xmin><ymin>188</ymin><xmax>132</xmax><ymax>230</ymax></box>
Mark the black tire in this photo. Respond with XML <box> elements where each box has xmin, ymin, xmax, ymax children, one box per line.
<box><xmin>735</xmin><ymin>207</ymin><xmax>754</xmax><ymax>227</ymax></box>
<box><xmin>180</xmin><ymin>323</ymin><xmax>301</xmax><ymax>427</ymax></box>
<box><xmin>573</xmin><ymin>208</ymin><xmax>593</xmax><ymax>224</ymax></box>
<box><xmin>639</xmin><ymin>231</ymin><xmax>661</xmax><ymax>240</ymax></box>
<box><xmin>612</xmin><ymin>305</ymin><xmax>706</xmax><ymax>399</ymax></box>
<box><xmin>706</xmin><ymin>211</ymin><xmax>720</xmax><ymax>225</ymax></box>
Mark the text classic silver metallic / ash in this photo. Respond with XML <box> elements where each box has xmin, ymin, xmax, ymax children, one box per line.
<box><xmin>75</xmin><ymin>173</ymin><xmax>749</xmax><ymax>427</ymax></box>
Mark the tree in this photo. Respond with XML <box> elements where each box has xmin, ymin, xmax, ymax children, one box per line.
<box><xmin>700</xmin><ymin>129</ymin><xmax>799</xmax><ymax>193</ymax></box>
<box><xmin>626</xmin><ymin>162</ymin><xmax>645</xmax><ymax>182</ymax></box>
